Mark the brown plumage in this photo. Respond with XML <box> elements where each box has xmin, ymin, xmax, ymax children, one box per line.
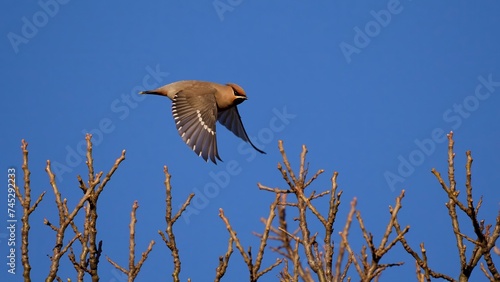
<box><xmin>140</xmin><ymin>80</ymin><xmax>265</xmax><ymax>163</ymax></box>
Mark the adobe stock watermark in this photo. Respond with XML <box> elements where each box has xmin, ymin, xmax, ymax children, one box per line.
<box><xmin>213</xmin><ymin>0</ymin><xmax>244</xmax><ymax>21</ymax></box>
<box><xmin>339</xmin><ymin>0</ymin><xmax>404</xmax><ymax>64</ymax></box>
<box><xmin>49</xmin><ymin>64</ymin><xmax>169</xmax><ymax>182</ymax></box>
<box><xmin>107</xmin><ymin>269</ymin><xmax>127</xmax><ymax>282</ymax></box>
<box><xmin>180</xmin><ymin>106</ymin><xmax>297</xmax><ymax>224</ymax></box>
<box><xmin>384</xmin><ymin>73</ymin><xmax>500</xmax><ymax>191</ymax></box>
<box><xmin>7</xmin><ymin>0</ymin><xmax>71</xmax><ymax>54</ymax></box>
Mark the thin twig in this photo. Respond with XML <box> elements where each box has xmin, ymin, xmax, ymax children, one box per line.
<box><xmin>14</xmin><ymin>140</ymin><xmax>46</xmax><ymax>280</ymax></box>
<box><xmin>107</xmin><ymin>201</ymin><xmax>155</xmax><ymax>282</ymax></box>
<box><xmin>158</xmin><ymin>166</ymin><xmax>194</xmax><ymax>282</ymax></box>
<box><xmin>215</xmin><ymin>237</ymin><xmax>233</xmax><ymax>281</ymax></box>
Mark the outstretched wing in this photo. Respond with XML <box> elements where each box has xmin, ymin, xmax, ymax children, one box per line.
<box><xmin>172</xmin><ymin>88</ymin><xmax>221</xmax><ymax>163</ymax></box>
<box><xmin>217</xmin><ymin>106</ymin><xmax>266</xmax><ymax>154</ymax></box>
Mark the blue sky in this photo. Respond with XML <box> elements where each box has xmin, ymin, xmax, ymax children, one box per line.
<box><xmin>2</xmin><ymin>1</ymin><xmax>500</xmax><ymax>281</ymax></box>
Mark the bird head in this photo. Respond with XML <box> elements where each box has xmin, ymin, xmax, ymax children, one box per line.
<box><xmin>226</xmin><ymin>83</ymin><xmax>247</xmax><ymax>105</ymax></box>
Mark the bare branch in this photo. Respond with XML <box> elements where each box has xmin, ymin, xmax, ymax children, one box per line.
<box><xmin>159</xmin><ymin>166</ymin><xmax>193</xmax><ymax>282</ymax></box>
<box><xmin>215</xmin><ymin>238</ymin><xmax>233</xmax><ymax>281</ymax></box>
<box><xmin>107</xmin><ymin>201</ymin><xmax>155</xmax><ymax>281</ymax></box>
<box><xmin>12</xmin><ymin>140</ymin><xmax>47</xmax><ymax>281</ymax></box>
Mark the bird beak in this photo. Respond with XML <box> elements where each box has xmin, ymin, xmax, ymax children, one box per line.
<box><xmin>233</xmin><ymin>95</ymin><xmax>247</xmax><ymax>106</ymax></box>
<box><xmin>139</xmin><ymin>90</ymin><xmax>158</xmax><ymax>95</ymax></box>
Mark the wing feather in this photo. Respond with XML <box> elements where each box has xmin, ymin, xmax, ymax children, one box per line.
<box><xmin>217</xmin><ymin>107</ymin><xmax>266</xmax><ymax>154</ymax></box>
<box><xmin>172</xmin><ymin>89</ymin><xmax>221</xmax><ymax>163</ymax></box>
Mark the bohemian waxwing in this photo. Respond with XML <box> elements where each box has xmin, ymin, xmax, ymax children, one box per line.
<box><xmin>140</xmin><ymin>80</ymin><xmax>265</xmax><ymax>163</ymax></box>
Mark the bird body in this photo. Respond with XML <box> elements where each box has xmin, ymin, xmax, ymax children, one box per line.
<box><xmin>140</xmin><ymin>80</ymin><xmax>265</xmax><ymax>163</ymax></box>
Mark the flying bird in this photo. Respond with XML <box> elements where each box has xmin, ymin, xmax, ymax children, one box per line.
<box><xmin>140</xmin><ymin>80</ymin><xmax>265</xmax><ymax>163</ymax></box>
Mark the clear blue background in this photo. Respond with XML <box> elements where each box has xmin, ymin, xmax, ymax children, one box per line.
<box><xmin>2</xmin><ymin>1</ymin><xmax>499</xmax><ymax>281</ymax></box>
